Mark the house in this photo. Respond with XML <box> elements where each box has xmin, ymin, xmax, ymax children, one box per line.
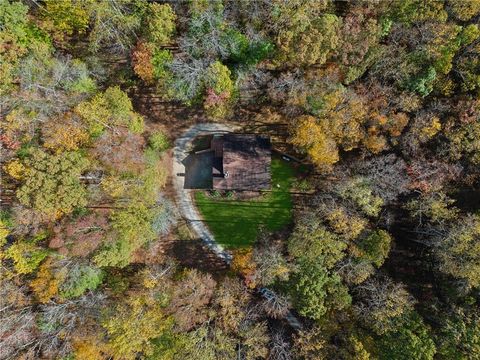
<box><xmin>209</xmin><ymin>134</ymin><xmax>271</xmax><ymax>190</ymax></box>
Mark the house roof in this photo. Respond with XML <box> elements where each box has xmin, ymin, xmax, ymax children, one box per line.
<box><xmin>213</xmin><ymin>134</ymin><xmax>271</xmax><ymax>190</ymax></box>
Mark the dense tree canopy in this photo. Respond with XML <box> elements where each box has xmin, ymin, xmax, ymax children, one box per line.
<box><xmin>2</xmin><ymin>0</ymin><xmax>480</xmax><ymax>359</ymax></box>
<box><xmin>15</xmin><ymin>149</ymin><xmax>89</xmax><ymax>219</ymax></box>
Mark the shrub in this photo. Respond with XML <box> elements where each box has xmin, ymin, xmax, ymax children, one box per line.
<box><xmin>149</xmin><ymin>131</ymin><xmax>170</xmax><ymax>152</ymax></box>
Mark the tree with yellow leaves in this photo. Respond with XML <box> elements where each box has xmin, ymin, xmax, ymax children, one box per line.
<box><xmin>4</xmin><ymin>234</ymin><xmax>49</xmax><ymax>275</ymax></box>
<box><xmin>1</xmin><ymin>109</ymin><xmax>36</xmax><ymax>145</ymax></box>
<box><xmin>42</xmin><ymin>113</ymin><xmax>89</xmax><ymax>153</ymax></box>
<box><xmin>324</xmin><ymin>206</ymin><xmax>367</xmax><ymax>241</ymax></box>
<box><xmin>16</xmin><ymin>149</ymin><xmax>89</xmax><ymax>219</ymax></box>
<box><xmin>290</xmin><ymin>115</ymin><xmax>339</xmax><ymax>169</ymax></box>
<box><xmin>145</xmin><ymin>3</ymin><xmax>176</xmax><ymax>46</ymax></box>
<box><xmin>73</xmin><ymin>336</ymin><xmax>110</xmax><ymax>360</ymax></box>
<box><xmin>435</xmin><ymin>214</ymin><xmax>480</xmax><ymax>289</ymax></box>
<box><xmin>0</xmin><ymin>219</ymin><xmax>9</xmax><ymax>247</ymax></box>
<box><xmin>320</xmin><ymin>92</ymin><xmax>367</xmax><ymax>151</ymax></box>
<box><xmin>0</xmin><ymin>217</ymin><xmax>10</xmax><ymax>266</ymax></box>
<box><xmin>29</xmin><ymin>257</ymin><xmax>62</xmax><ymax>303</ymax></box>
<box><xmin>448</xmin><ymin>0</ymin><xmax>480</xmax><ymax>21</ymax></box>
<box><xmin>102</xmin><ymin>268</ymin><xmax>174</xmax><ymax>360</ymax></box>
<box><xmin>75</xmin><ymin>86</ymin><xmax>144</xmax><ymax>136</ymax></box>
<box><xmin>3</xmin><ymin>159</ymin><xmax>25</xmax><ymax>180</ymax></box>
<box><xmin>291</xmin><ymin>77</ymin><xmax>391</xmax><ymax>169</ymax></box>
<box><xmin>40</xmin><ymin>0</ymin><xmax>92</xmax><ymax>42</ymax></box>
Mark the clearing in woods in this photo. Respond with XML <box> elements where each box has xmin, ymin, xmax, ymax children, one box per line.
<box><xmin>194</xmin><ymin>158</ymin><xmax>295</xmax><ymax>248</ymax></box>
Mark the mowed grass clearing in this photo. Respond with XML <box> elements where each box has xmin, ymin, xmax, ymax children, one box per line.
<box><xmin>194</xmin><ymin>158</ymin><xmax>295</xmax><ymax>248</ymax></box>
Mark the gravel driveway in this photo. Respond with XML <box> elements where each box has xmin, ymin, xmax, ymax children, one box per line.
<box><xmin>172</xmin><ymin>123</ymin><xmax>240</xmax><ymax>263</ymax></box>
<box><xmin>172</xmin><ymin>123</ymin><xmax>303</xmax><ymax>330</ymax></box>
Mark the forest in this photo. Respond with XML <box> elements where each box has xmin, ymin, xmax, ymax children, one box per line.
<box><xmin>1</xmin><ymin>0</ymin><xmax>480</xmax><ymax>359</ymax></box>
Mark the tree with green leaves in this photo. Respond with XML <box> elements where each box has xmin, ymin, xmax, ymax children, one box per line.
<box><xmin>435</xmin><ymin>214</ymin><xmax>480</xmax><ymax>289</ymax></box>
<box><xmin>356</xmin><ymin>230</ymin><xmax>392</xmax><ymax>268</ymax></box>
<box><xmin>389</xmin><ymin>0</ymin><xmax>448</xmax><ymax>26</ymax></box>
<box><xmin>202</xmin><ymin>60</ymin><xmax>235</xmax><ymax>119</ymax></box>
<box><xmin>144</xmin><ymin>3</ymin><xmax>176</xmax><ymax>46</ymax></box>
<box><xmin>0</xmin><ymin>0</ymin><xmax>51</xmax><ymax>95</ymax></box>
<box><xmin>338</xmin><ymin>177</ymin><xmax>384</xmax><ymax>217</ymax></box>
<box><xmin>277</xmin><ymin>13</ymin><xmax>341</xmax><ymax>68</ymax></box>
<box><xmin>87</xmin><ymin>0</ymin><xmax>144</xmax><ymax>55</ymax></box>
<box><xmin>436</xmin><ymin>308</ymin><xmax>480</xmax><ymax>359</ymax></box>
<box><xmin>377</xmin><ymin>312</ymin><xmax>436</xmax><ymax>360</ymax></box>
<box><xmin>354</xmin><ymin>276</ymin><xmax>415</xmax><ymax>335</ymax></box>
<box><xmin>94</xmin><ymin>201</ymin><xmax>156</xmax><ymax>267</ymax></box>
<box><xmin>290</xmin><ymin>257</ymin><xmax>351</xmax><ymax>321</ymax></box>
<box><xmin>75</xmin><ymin>86</ymin><xmax>143</xmax><ymax>136</ymax></box>
<box><xmin>269</xmin><ymin>0</ymin><xmax>339</xmax><ymax>68</ymax></box>
<box><xmin>165</xmin><ymin>324</ymin><xmax>236</xmax><ymax>360</ymax></box>
<box><xmin>60</xmin><ymin>263</ymin><xmax>104</xmax><ymax>299</ymax></box>
<box><xmin>10</xmin><ymin>44</ymin><xmax>96</xmax><ymax>124</ymax></box>
<box><xmin>288</xmin><ymin>216</ymin><xmax>346</xmax><ymax>267</ymax></box>
<box><xmin>148</xmin><ymin>130</ymin><xmax>170</xmax><ymax>152</ymax></box>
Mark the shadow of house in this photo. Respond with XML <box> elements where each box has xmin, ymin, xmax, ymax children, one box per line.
<box><xmin>182</xmin><ymin>152</ymin><xmax>214</xmax><ymax>189</ymax></box>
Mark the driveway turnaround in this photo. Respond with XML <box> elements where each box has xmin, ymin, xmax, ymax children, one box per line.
<box><xmin>172</xmin><ymin>123</ymin><xmax>303</xmax><ymax>330</ymax></box>
<box><xmin>172</xmin><ymin>123</ymin><xmax>239</xmax><ymax>263</ymax></box>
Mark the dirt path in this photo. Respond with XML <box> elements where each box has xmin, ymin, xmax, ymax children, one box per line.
<box><xmin>172</xmin><ymin>123</ymin><xmax>241</xmax><ymax>263</ymax></box>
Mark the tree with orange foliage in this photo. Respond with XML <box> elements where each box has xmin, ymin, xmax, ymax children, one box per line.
<box><xmin>73</xmin><ymin>337</ymin><xmax>110</xmax><ymax>360</ymax></box>
<box><xmin>29</xmin><ymin>257</ymin><xmax>62</xmax><ymax>303</ymax></box>
<box><xmin>132</xmin><ymin>42</ymin><xmax>155</xmax><ymax>84</ymax></box>
<box><xmin>42</xmin><ymin>113</ymin><xmax>89</xmax><ymax>153</ymax></box>
<box><xmin>231</xmin><ymin>248</ymin><xmax>256</xmax><ymax>287</ymax></box>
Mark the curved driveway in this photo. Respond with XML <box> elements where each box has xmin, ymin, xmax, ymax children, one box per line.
<box><xmin>172</xmin><ymin>123</ymin><xmax>303</xmax><ymax>330</ymax></box>
<box><xmin>172</xmin><ymin>123</ymin><xmax>240</xmax><ymax>263</ymax></box>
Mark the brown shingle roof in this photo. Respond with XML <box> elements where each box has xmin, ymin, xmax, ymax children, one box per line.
<box><xmin>213</xmin><ymin>134</ymin><xmax>271</xmax><ymax>190</ymax></box>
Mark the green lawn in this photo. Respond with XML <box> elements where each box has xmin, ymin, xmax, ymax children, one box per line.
<box><xmin>194</xmin><ymin>158</ymin><xmax>295</xmax><ymax>248</ymax></box>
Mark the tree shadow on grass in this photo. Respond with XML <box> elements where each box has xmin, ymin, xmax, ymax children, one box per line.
<box><xmin>166</xmin><ymin>238</ymin><xmax>229</xmax><ymax>275</ymax></box>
